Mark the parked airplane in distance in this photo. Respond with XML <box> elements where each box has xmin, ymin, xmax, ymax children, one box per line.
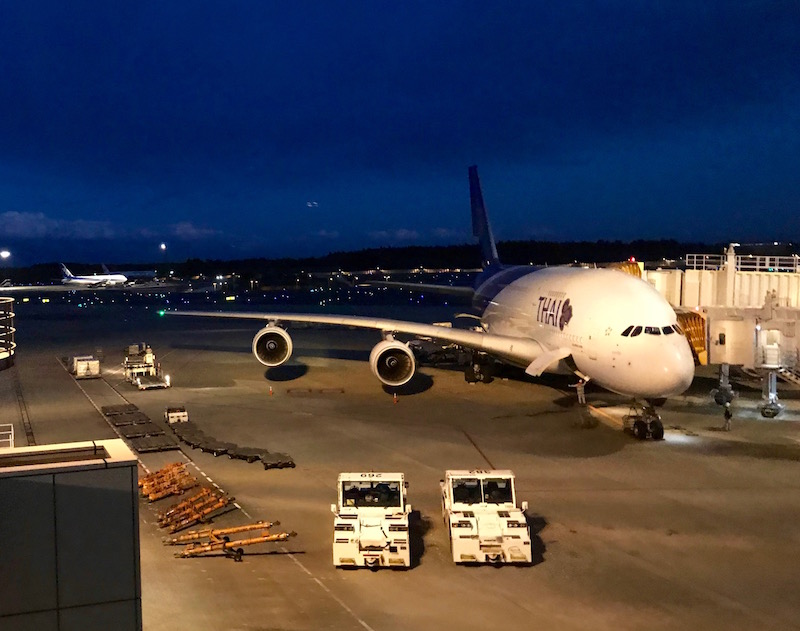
<box><xmin>101</xmin><ymin>264</ymin><xmax>156</xmax><ymax>281</ymax></box>
<box><xmin>168</xmin><ymin>166</ymin><xmax>695</xmax><ymax>439</ymax></box>
<box><xmin>61</xmin><ymin>264</ymin><xmax>127</xmax><ymax>287</ymax></box>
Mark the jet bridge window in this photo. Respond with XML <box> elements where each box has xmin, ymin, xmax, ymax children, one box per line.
<box><xmin>621</xmin><ymin>325</ymin><xmax>634</xmax><ymax>336</ymax></box>
<box><xmin>644</xmin><ymin>326</ymin><xmax>661</xmax><ymax>335</ymax></box>
<box><xmin>629</xmin><ymin>326</ymin><xmax>643</xmax><ymax>337</ymax></box>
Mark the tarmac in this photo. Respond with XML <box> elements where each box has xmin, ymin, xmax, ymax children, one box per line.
<box><xmin>2</xmin><ymin>299</ymin><xmax>800</xmax><ymax>631</ymax></box>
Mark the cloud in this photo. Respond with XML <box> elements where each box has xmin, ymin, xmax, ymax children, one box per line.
<box><xmin>432</xmin><ymin>227</ymin><xmax>464</xmax><ymax>240</ymax></box>
<box><xmin>0</xmin><ymin>212</ymin><xmax>223</xmax><ymax>245</ymax></box>
<box><xmin>368</xmin><ymin>228</ymin><xmax>420</xmax><ymax>242</ymax></box>
<box><xmin>0</xmin><ymin>211</ymin><xmax>117</xmax><ymax>239</ymax></box>
<box><xmin>169</xmin><ymin>222</ymin><xmax>220</xmax><ymax>240</ymax></box>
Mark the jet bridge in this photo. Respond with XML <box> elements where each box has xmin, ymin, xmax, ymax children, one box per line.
<box><xmin>643</xmin><ymin>245</ymin><xmax>800</xmax><ymax>417</ymax></box>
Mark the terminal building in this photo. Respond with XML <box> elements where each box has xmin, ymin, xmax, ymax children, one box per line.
<box><xmin>0</xmin><ymin>440</ymin><xmax>142</xmax><ymax>631</ymax></box>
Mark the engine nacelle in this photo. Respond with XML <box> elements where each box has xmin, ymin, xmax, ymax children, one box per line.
<box><xmin>369</xmin><ymin>340</ymin><xmax>416</xmax><ymax>387</ymax></box>
<box><xmin>252</xmin><ymin>325</ymin><xmax>293</xmax><ymax>367</ymax></box>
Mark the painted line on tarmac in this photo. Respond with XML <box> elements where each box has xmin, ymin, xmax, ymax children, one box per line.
<box><xmin>587</xmin><ymin>404</ymin><xmax>624</xmax><ymax>429</ymax></box>
<box><xmin>59</xmin><ymin>356</ymin><xmax>153</xmax><ymax>472</ymax></box>
<box><xmin>282</xmin><ymin>547</ymin><xmax>377</xmax><ymax>631</ymax></box>
<box><xmin>63</xmin><ymin>359</ymin><xmax>375</xmax><ymax>631</ymax></box>
<box><xmin>61</xmin><ymin>358</ymin><xmax>368</xmax><ymax>628</ymax></box>
<box><xmin>461</xmin><ymin>429</ymin><xmax>495</xmax><ymax>468</ymax></box>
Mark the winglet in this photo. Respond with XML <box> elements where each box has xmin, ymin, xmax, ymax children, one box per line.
<box><xmin>468</xmin><ymin>166</ymin><xmax>500</xmax><ymax>269</ymax></box>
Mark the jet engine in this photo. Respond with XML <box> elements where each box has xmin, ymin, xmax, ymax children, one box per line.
<box><xmin>369</xmin><ymin>340</ymin><xmax>416</xmax><ymax>387</ymax></box>
<box><xmin>252</xmin><ymin>325</ymin><xmax>293</xmax><ymax>367</ymax></box>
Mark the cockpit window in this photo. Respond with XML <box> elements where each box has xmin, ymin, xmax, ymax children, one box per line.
<box><xmin>630</xmin><ymin>326</ymin><xmax>643</xmax><ymax>337</ymax></box>
<box><xmin>662</xmin><ymin>326</ymin><xmax>675</xmax><ymax>335</ymax></box>
<box><xmin>644</xmin><ymin>326</ymin><xmax>661</xmax><ymax>335</ymax></box>
<box><xmin>673</xmin><ymin>324</ymin><xmax>684</xmax><ymax>335</ymax></box>
<box><xmin>621</xmin><ymin>325</ymin><xmax>634</xmax><ymax>337</ymax></box>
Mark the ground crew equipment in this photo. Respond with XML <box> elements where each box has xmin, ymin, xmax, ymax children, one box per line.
<box><xmin>331</xmin><ymin>472</ymin><xmax>411</xmax><ymax>569</ymax></box>
<box><xmin>441</xmin><ymin>469</ymin><xmax>532</xmax><ymax>565</ymax></box>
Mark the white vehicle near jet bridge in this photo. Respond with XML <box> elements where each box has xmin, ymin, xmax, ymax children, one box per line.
<box><xmin>331</xmin><ymin>472</ymin><xmax>411</xmax><ymax>569</ymax></box>
<box><xmin>441</xmin><ymin>469</ymin><xmax>532</xmax><ymax>564</ymax></box>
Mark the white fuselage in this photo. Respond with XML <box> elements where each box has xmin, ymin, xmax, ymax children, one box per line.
<box><xmin>62</xmin><ymin>273</ymin><xmax>127</xmax><ymax>286</ymax></box>
<box><xmin>479</xmin><ymin>267</ymin><xmax>695</xmax><ymax>399</ymax></box>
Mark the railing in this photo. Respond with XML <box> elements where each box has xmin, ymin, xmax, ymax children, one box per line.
<box><xmin>0</xmin><ymin>297</ymin><xmax>15</xmax><ymax>367</ymax></box>
<box><xmin>685</xmin><ymin>254</ymin><xmax>800</xmax><ymax>273</ymax></box>
<box><xmin>0</xmin><ymin>423</ymin><xmax>13</xmax><ymax>449</ymax></box>
<box><xmin>685</xmin><ymin>254</ymin><xmax>724</xmax><ymax>270</ymax></box>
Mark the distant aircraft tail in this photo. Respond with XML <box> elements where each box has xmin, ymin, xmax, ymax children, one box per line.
<box><xmin>101</xmin><ymin>263</ymin><xmax>110</xmax><ymax>274</ymax></box>
<box><xmin>468</xmin><ymin>165</ymin><xmax>501</xmax><ymax>270</ymax></box>
<box><xmin>60</xmin><ymin>264</ymin><xmax>74</xmax><ymax>278</ymax></box>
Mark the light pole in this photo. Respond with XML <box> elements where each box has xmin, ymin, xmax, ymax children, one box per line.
<box><xmin>159</xmin><ymin>243</ymin><xmax>167</xmax><ymax>276</ymax></box>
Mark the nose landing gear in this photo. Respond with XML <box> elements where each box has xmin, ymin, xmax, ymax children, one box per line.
<box><xmin>625</xmin><ymin>403</ymin><xmax>664</xmax><ymax>440</ymax></box>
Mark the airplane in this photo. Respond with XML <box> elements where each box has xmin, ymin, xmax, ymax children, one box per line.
<box><xmin>167</xmin><ymin>166</ymin><xmax>695</xmax><ymax>440</ymax></box>
<box><xmin>101</xmin><ymin>264</ymin><xmax>157</xmax><ymax>281</ymax></box>
<box><xmin>61</xmin><ymin>264</ymin><xmax>127</xmax><ymax>287</ymax></box>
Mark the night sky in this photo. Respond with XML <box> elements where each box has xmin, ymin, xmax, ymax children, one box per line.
<box><xmin>1</xmin><ymin>2</ymin><xmax>798</xmax><ymax>265</ymax></box>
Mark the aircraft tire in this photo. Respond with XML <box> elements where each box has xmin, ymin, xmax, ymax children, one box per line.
<box><xmin>650</xmin><ymin>419</ymin><xmax>664</xmax><ymax>440</ymax></box>
<box><xmin>633</xmin><ymin>420</ymin><xmax>648</xmax><ymax>440</ymax></box>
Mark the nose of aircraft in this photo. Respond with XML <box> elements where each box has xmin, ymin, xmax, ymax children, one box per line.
<box><xmin>658</xmin><ymin>337</ymin><xmax>695</xmax><ymax>397</ymax></box>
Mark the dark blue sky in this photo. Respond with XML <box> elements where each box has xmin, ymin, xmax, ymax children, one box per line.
<box><xmin>1</xmin><ymin>2</ymin><xmax>798</xmax><ymax>265</ymax></box>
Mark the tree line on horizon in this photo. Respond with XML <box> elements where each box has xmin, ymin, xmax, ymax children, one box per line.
<box><xmin>0</xmin><ymin>238</ymin><xmax>771</xmax><ymax>285</ymax></box>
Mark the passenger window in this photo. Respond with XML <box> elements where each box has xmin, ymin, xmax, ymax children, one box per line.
<box><xmin>621</xmin><ymin>325</ymin><xmax>633</xmax><ymax>337</ymax></box>
<box><xmin>662</xmin><ymin>326</ymin><xmax>675</xmax><ymax>335</ymax></box>
<box><xmin>644</xmin><ymin>326</ymin><xmax>661</xmax><ymax>335</ymax></box>
<box><xmin>630</xmin><ymin>326</ymin><xmax>642</xmax><ymax>337</ymax></box>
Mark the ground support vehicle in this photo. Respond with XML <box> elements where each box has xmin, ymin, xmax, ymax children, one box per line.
<box><xmin>71</xmin><ymin>355</ymin><xmax>100</xmax><ymax>379</ymax></box>
<box><xmin>164</xmin><ymin>407</ymin><xmax>189</xmax><ymax>424</ymax></box>
<box><xmin>332</xmin><ymin>472</ymin><xmax>411</xmax><ymax>569</ymax></box>
<box><xmin>441</xmin><ymin>469</ymin><xmax>532</xmax><ymax>565</ymax></box>
<box><xmin>123</xmin><ymin>343</ymin><xmax>171</xmax><ymax>389</ymax></box>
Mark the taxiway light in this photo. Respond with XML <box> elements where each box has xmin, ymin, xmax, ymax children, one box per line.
<box><xmin>158</xmin><ymin>310</ymin><xmax>166</xmax><ymax>316</ymax></box>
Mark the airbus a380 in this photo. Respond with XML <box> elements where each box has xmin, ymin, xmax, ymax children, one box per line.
<box><xmin>168</xmin><ymin>166</ymin><xmax>695</xmax><ymax>439</ymax></box>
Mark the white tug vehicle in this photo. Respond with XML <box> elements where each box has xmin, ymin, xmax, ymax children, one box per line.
<box><xmin>331</xmin><ymin>472</ymin><xmax>411</xmax><ymax>569</ymax></box>
<box><xmin>441</xmin><ymin>469</ymin><xmax>532</xmax><ymax>565</ymax></box>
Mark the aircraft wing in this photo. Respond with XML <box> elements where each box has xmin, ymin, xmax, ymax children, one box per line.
<box><xmin>168</xmin><ymin>310</ymin><xmax>548</xmax><ymax>366</ymax></box>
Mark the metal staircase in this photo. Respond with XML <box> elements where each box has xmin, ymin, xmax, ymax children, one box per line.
<box><xmin>777</xmin><ymin>367</ymin><xmax>800</xmax><ymax>386</ymax></box>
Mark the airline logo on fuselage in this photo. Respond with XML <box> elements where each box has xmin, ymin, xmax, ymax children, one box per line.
<box><xmin>536</xmin><ymin>295</ymin><xmax>573</xmax><ymax>331</ymax></box>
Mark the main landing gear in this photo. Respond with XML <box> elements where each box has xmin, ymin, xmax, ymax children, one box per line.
<box><xmin>625</xmin><ymin>403</ymin><xmax>664</xmax><ymax>441</ymax></box>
